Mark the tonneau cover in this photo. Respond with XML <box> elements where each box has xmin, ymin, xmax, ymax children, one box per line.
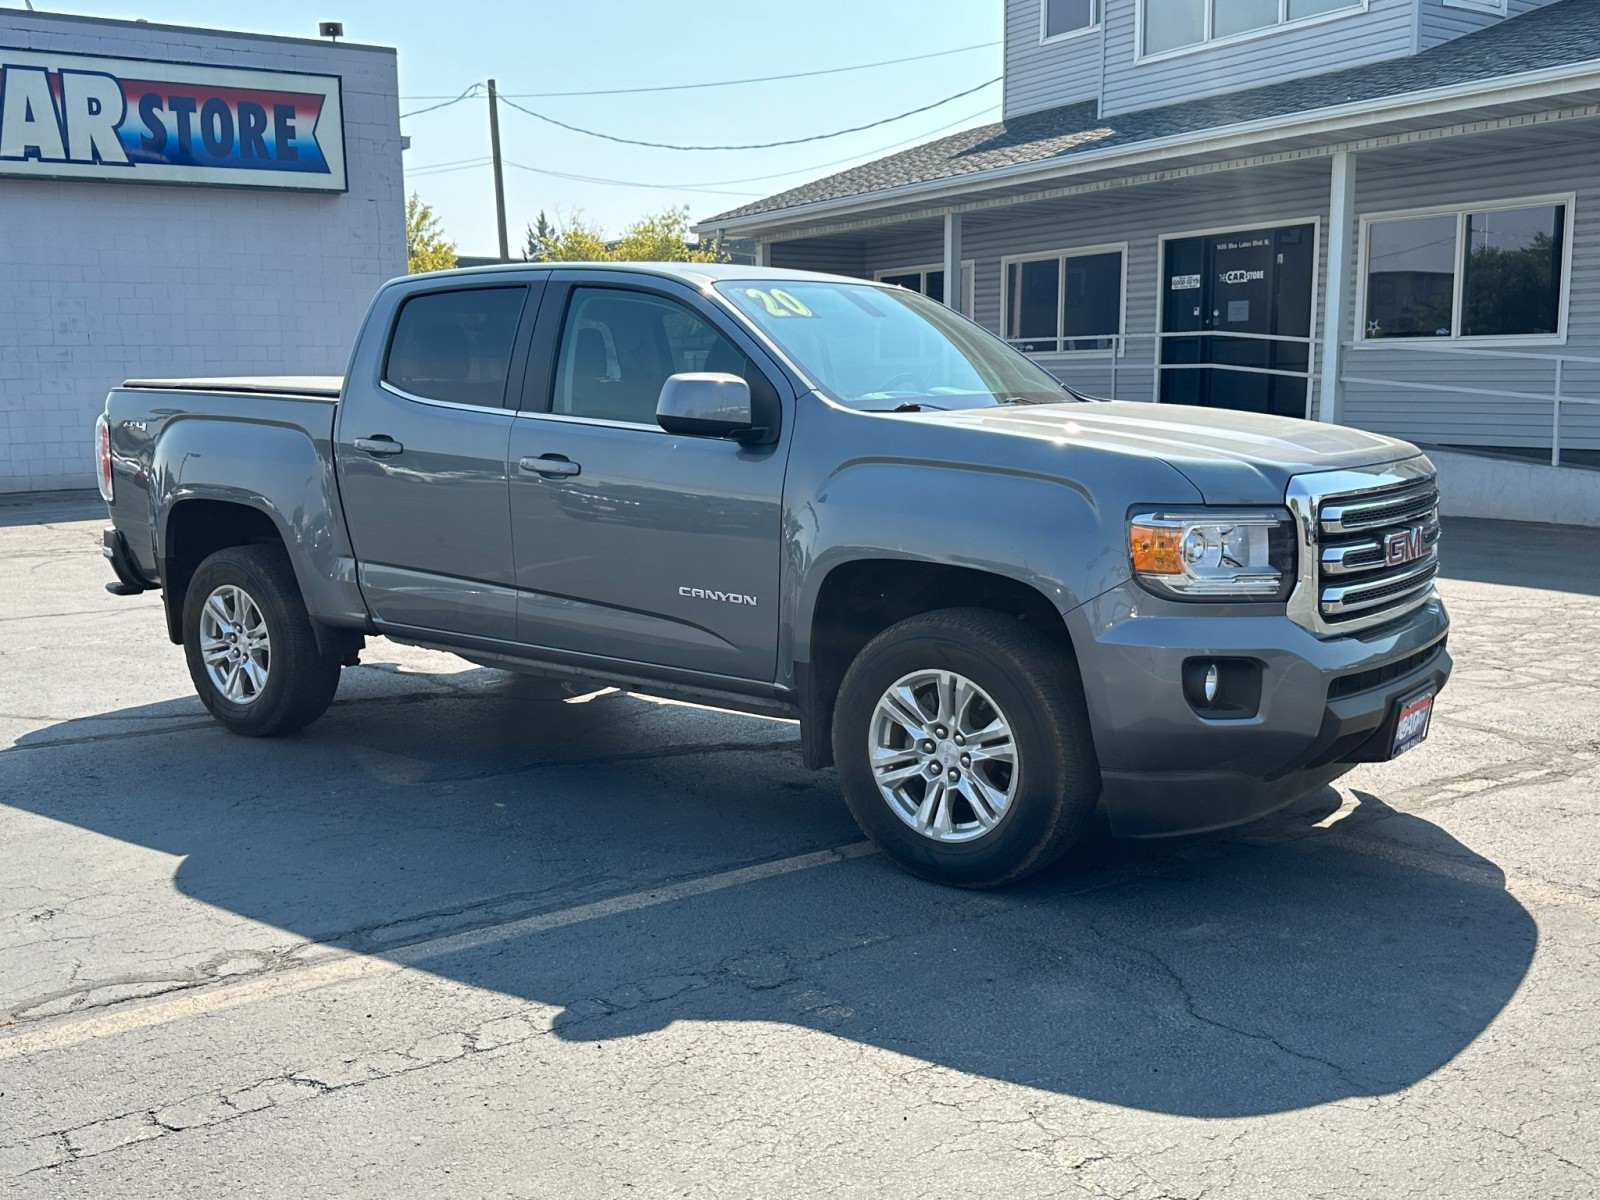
<box><xmin>122</xmin><ymin>376</ymin><xmax>343</xmax><ymax>399</ymax></box>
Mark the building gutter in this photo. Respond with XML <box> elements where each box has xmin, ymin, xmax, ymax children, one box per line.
<box><xmin>697</xmin><ymin>57</ymin><xmax>1600</xmax><ymax>237</ymax></box>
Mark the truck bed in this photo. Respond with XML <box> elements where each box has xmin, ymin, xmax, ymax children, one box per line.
<box><xmin>122</xmin><ymin>376</ymin><xmax>342</xmax><ymax>400</ymax></box>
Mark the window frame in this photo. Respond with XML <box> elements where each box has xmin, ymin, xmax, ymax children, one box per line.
<box><xmin>379</xmin><ymin>282</ymin><xmax>533</xmax><ymax>413</ymax></box>
<box><xmin>1442</xmin><ymin>0</ymin><xmax>1507</xmax><ymax>14</ymax></box>
<box><xmin>1356</xmin><ymin>194</ymin><xmax>1576</xmax><ymax>349</ymax></box>
<box><xmin>873</xmin><ymin>261</ymin><xmax>977</xmax><ymax>318</ymax></box>
<box><xmin>1135</xmin><ymin>0</ymin><xmax>1369</xmax><ymax>64</ymax></box>
<box><xmin>1040</xmin><ymin>0</ymin><xmax>1102</xmax><ymax>45</ymax></box>
<box><xmin>1000</xmin><ymin>243</ymin><xmax>1129</xmax><ymax>357</ymax></box>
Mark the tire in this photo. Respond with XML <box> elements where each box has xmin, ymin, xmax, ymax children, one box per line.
<box><xmin>832</xmin><ymin>608</ymin><xmax>1100</xmax><ymax>889</ymax></box>
<box><xmin>182</xmin><ymin>545</ymin><xmax>342</xmax><ymax>737</ymax></box>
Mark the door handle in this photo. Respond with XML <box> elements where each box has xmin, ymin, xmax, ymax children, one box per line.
<box><xmin>354</xmin><ymin>436</ymin><xmax>404</xmax><ymax>458</ymax></box>
<box><xmin>519</xmin><ymin>454</ymin><xmax>581</xmax><ymax>479</ymax></box>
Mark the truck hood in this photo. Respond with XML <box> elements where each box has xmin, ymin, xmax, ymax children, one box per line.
<box><xmin>918</xmin><ymin>401</ymin><xmax>1422</xmax><ymax>504</ymax></box>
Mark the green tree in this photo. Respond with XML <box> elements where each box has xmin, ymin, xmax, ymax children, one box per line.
<box><xmin>531</xmin><ymin>206</ymin><xmax>726</xmax><ymax>264</ymax></box>
<box><xmin>524</xmin><ymin>210</ymin><xmax>555</xmax><ymax>261</ymax></box>
<box><xmin>406</xmin><ymin>193</ymin><xmax>458</xmax><ymax>274</ymax></box>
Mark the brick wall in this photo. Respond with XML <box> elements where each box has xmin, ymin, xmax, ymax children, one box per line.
<box><xmin>0</xmin><ymin>13</ymin><xmax>406</xmax><ymax>493</ymax></box>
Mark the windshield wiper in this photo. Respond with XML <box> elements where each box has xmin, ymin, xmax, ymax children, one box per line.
<box><xmin>859</xmin><ymin>401</ymin><xmax>949</xmax><ymax>413</ymax></box>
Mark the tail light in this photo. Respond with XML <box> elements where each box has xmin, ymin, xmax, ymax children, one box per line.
<box><xmin>95</xmin><ymin>413</ymin><xmax>114</xmax><ymax>503</ymax></box>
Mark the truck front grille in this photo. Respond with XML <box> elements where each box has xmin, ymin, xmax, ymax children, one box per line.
<box><xmin>1286</xmin><ymin>459</ymin><xmax>1443</xmax><ymax>637</ymax></box>
<box><xmin>1315</xmin><ymin>476</ymin><xmax>1440</xmax><ymax>630</ymax></box>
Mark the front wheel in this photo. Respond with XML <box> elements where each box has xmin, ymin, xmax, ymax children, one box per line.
<box><xmin>182</xmin><ymin>545</ymin><xmax>342</xmax><ymax>736</ymax></box>
<box><xmin>832</xmin><ymin>608</ymin><xmax>1100</xmax><ymax>888</ymax></box>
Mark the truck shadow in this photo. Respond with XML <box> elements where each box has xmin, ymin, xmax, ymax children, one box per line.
<box><xmin>4</xmin><ymin>665</ymin><xmax>1535</xmax><ymax>1119</ymax></box>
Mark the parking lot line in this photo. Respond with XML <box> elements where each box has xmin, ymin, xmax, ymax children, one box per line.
<box><xmin>0</xmin><ymin>841</ymin><xmax>876</xmax><ymax>1063</ymax></box>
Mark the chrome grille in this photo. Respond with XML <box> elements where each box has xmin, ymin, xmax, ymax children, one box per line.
<box><xmin>1286</xmin><ymin>459</ymin><xmax>1443</xmax><ymax>636</ymax></box>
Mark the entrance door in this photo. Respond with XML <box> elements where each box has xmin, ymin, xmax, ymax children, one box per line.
<box><xmin>1159</xmin><ymin>224</ymin><xmax>1316</xmax><ymax>417</ymax></box>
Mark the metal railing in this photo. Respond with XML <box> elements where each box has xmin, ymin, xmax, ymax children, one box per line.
<box><xmin>1340</xmin><ymin>342</ymin><xmax>1600</xmax><ymax>468</ymax></box>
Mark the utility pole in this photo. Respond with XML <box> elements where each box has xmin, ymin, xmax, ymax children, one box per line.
<box><xmin>487</xmin><ymin>78</ymin><xmax>510</xmax><ymax>262</ymax></box>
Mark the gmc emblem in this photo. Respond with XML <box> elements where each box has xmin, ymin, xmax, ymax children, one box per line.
<box><xmin>1384</xmin><ymin>525</ymin><xmax>1427</xmax><ymax>567</ymax></box>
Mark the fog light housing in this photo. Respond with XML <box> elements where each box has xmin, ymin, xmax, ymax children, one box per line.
<box><xmin>1182</xmin><ymin>658</ymin><xmax>1263</xmax><ymax>719</ymax></box>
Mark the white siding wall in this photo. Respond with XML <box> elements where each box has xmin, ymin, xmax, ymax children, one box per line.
<box><xmin>1005</xmin><ymin>0</ymin><xmax>1104</xmax><ymax>119</ymax></box>
<box><xmin>1099</xmin><ymin>0</ymin><xmax>1415</xmax><ymax>117</ymax></box>
<box><xmin>1417</xmin><ymin>0</ymin><xmax>1557</xmax><ymax>52</ymax></box>
<box><xmin>0</xmin><ymin>13</ymin><xmax>404</xmax><ymax>494</ymax></box>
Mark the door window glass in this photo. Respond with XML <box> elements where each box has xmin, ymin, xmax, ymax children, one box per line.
<box><xmin>552</xmin><ymin>288</ymin><xmax>754</xmax><ymax>425</ymax></box>
<box><xmin>384</xmin><ymin>287</ymin><xmax>527</xmax><ymax>407</ymax></box>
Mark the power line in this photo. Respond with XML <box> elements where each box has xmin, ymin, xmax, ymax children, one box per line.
<box><xmin>397</xmin><ymin>42</ymin><xmax>999</xmax><ymax>102</ymax></box>
<box><xmin>498</xmin><ymin>77</ymin><xmax>1000</xmax><ymax>152</ymax></box>
<box><xmin>503</xmin><ymin>161</ymin><xmax>763</xmax><ymax>199</ymax></box>
<box><xmin>399</xmin><ymin>83</ymin><xmax>481</xmax><ymax>121</ymax></box>
<box><xmin>404</xmin><ymin>103</ymin><xmax>1001</xmax><ymax>189</ymax></box>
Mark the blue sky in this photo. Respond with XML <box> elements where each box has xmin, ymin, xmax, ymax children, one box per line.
<box><xmin>55</xmin><ymin>1</ymin><xmax>1002</xmax><ymax>254</ymax></box>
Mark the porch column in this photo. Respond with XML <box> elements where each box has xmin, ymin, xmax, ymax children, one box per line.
<box><xmin>1318</xmin><ymin>151</ymin><xmax>1357</xmax><ymax>424</ymax></box>
<box><xmin>943</xmin><ymin>212</ymin><xmax>963</xmax><ymax>312</ymax></box>
<box><xmin>754</xmin><ymin>240</ymin><xmax>771</xmax><ymax>268</ymax></box>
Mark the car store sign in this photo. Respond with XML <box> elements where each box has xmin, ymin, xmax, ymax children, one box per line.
<box><xmin>0</xmin><ymin>48</ymin><xmax>345</xmax><ymax>191</ymax></box>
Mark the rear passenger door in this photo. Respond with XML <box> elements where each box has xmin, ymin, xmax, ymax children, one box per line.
<box><xmin>336</xmin><ymin>279</ymin><xmax>543</xmax><ymax>641</ymax></box>
<box><xmin>507</xmin><ymin>277</ymin><xmax>791</xmax><ymax>681</ymax></box>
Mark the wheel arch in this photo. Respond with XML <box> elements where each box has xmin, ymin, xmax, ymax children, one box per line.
<box><xmin>795</xmin><ymin>556</ymin><xmax>1080</xmax><ymax>770</ymax></box>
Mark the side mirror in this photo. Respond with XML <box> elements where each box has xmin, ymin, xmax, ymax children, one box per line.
<box><xmin>656</xmin><ymin>373</ymin><xmax>763</xmax><ymax>442</ymax></box>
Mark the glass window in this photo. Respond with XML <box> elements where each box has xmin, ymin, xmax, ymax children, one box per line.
<box><xmin>1006</xmin><ymin>249</ymin><xmax>1124</xmax><ymax>353</ymax></box>
<box><xmin>1045</xmin><ymin>0</ymin><xmax>1099</xmax><ymax>39</ymax></box>
<box><xmin>1143</xmin><ymin>0</ymin><xmax>1361</xmax><ymax>55</ymax></box>
<box><xmin>384</xmin><ymin>287</ymin><xmax>526</xmax><ymax>407</ymax></box>
<box><xmin>1462</xmin><ymin>204</ymin><xmax>1564</xmax><ymax>338</ymax></box>
<box><xmin>1214</xmin><ymin>0</ymin><xmax>1279</xmax><ymax>38</ymax></box>
<box><xmin>1007</xmin><ymin>259</ymin><xmax>1061</xmax><ymax>345</ymax></box>
<box><xmin>1064</xmin><ymin>252</ymin><xmax>1123</xmax><ymax>350</ymax></box>
<box><xmin>553</xmin><ymin>288</ymin><xmax>753</xmax><ymax>425</ymax></box>
<box><xmin>1145</xmin><ymin>0</ymin><xmax>1206</xmax><ymax>53</ymax></box>
<box><xmin>1364</xmin><ymin>203</ymin><xmax>1569</xmax><ymax>342</ymax></box>
<box><xmin>718</xmin><ymin>281</ymin><xmax>1070</xmax><ymax>410</ymax></box>
<box><xmin>1365</xmin><ymin>215</ymin><xmax>1457</xmax><ymax>339</ymax></box>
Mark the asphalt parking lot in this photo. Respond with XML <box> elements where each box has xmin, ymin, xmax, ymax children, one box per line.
<box><xmin>2</xmin><ymin>492</ymin><xmax>1597</xmax><ymax>1198</ymax></box>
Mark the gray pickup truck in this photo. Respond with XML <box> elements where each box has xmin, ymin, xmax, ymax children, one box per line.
<box><xmin>96</xmin><ymin>263</ymin><xmax>1450</xmax><ymax>887</ymax></box>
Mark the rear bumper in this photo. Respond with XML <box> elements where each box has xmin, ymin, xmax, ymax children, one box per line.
<box><xmin>103</xmin><ymin>526</ymin><xmax>155</xmax><ymax>595</ymax></box>
<box><xmin>1072</xmin><ymin>583</ymin><xmax>1452</xmax><ymax>838</ymax></box>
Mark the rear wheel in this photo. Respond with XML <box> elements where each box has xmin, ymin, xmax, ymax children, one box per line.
<box><xmin>182</xmin><ymin>545</ymin><xmax>342</xmax><ymax>736</ymax></box>
<box><xmin>833</xmin><ymin>608</ymin><xmax>1099</xmax><ymax>888</ymax></box>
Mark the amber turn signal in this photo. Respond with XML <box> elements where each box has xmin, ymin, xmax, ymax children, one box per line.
<box><xmin>1130</xmin><ymin>523</ymin><xmax>1185</xmax><ymax>575</ymax></box>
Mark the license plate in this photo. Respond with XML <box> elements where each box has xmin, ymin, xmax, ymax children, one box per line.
<box><xmin>1391</xmin><ymin>687</ymin><xmax>1436</xmax><ymax>758</ymax></box>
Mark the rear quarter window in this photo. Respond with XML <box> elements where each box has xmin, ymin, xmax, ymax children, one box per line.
<box><xmin>384</xmin><ymin>286</ymin><xmax>527</xmax><ymax>408</ymax></box>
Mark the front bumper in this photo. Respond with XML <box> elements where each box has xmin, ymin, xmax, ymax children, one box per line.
<box><xmin>1071</xmin><ymin>582</ymin><xmax>1451</xmax><ymax>838</ymax></box>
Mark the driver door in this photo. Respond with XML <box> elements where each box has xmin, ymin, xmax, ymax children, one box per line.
<box><xmin>507</xmin><ymin>279</ymin><xmax>792</xmax><ymax>681</ymax></box>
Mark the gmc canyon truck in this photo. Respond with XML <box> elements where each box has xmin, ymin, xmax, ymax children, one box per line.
<box><xmin>96</xmin><ymin>263</ymin><xmax>1450</xmax><ymax>887</ymax></box>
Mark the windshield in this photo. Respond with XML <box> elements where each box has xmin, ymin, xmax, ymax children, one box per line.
<box><xmin>717</xmin><ymin>280</ymin><xmax>1076</xmax><ymax>410</ymax></box>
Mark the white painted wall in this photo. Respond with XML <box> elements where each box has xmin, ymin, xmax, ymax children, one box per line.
<box><xmin>0</xmin><ymin>12</ymin><xmax>405</xmax><ymax>494</ymax></box>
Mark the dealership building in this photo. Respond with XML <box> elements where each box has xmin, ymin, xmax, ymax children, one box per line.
<box><xmin>0</xmin><ymin>9</ymin><xmax>404</xmax><ymax>494</ymax></box>
<box><xmin>702</xmin><ymin>0</ymin><xmax>1600</xmax><ymax>525</ymax></box>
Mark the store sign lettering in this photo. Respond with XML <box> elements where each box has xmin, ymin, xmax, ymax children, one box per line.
<box><xmin>1169</xmin><ymin>274</ymin><xmax>1202</xmax><ymax>291</ymax></box>
<box><xmin>1219</xmin><ymin>270</ymin><xmax>1266</xmax><ymax>285</ymax></box>
<box><xmin>0</xmin><ymin>48</ymin><xmax>345</xmax><ymax>191</ymax></box>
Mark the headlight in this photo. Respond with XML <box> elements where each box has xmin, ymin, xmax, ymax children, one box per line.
<box><xmin>1129</xmin><ymin>509</ymin><xmax>1296</xmax><ymax>601</ymax></box>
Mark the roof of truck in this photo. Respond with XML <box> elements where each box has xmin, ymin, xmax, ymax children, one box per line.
<box><xmin>400</xmin><ymin>262</ymin><xmax>868</xmax><ymax>288</ymax></box>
